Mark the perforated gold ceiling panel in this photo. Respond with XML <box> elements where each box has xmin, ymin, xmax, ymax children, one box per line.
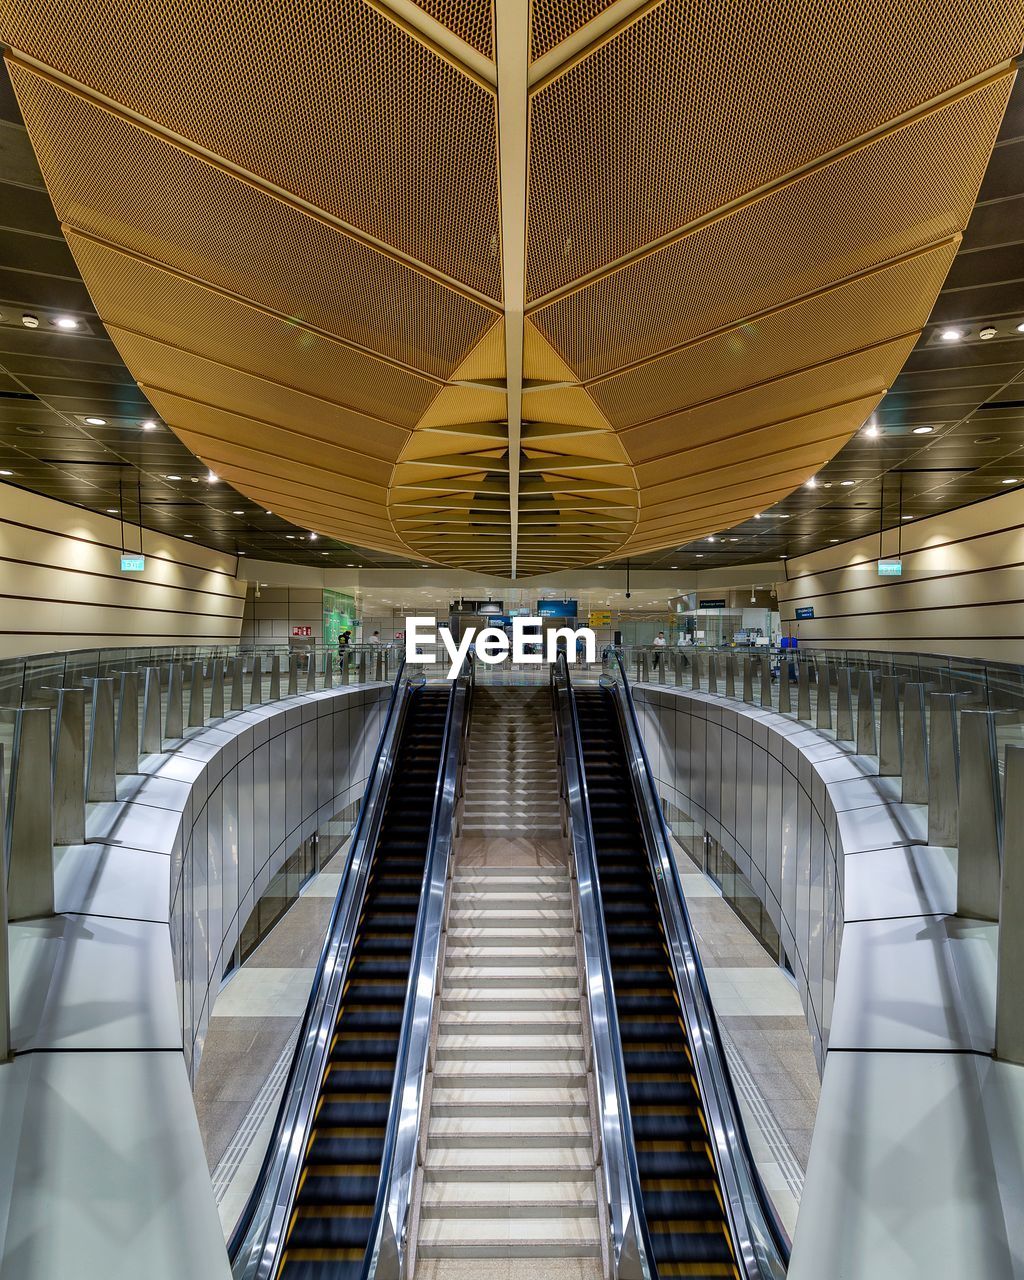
<box><xmin>4</xmin><ymin>0</ymin><xmax>1021</xmax><ymax>575</ymax></box>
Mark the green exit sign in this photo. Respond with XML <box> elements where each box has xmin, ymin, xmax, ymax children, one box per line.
<box><xmin>878</xmin><ymin>558</ymin><xmax>902</xmax><ymax>577</ymax></box>
<box><xmin>120</xmin><ymin>554</ymin><xmax>146</xmax><ymax>573</ymax></box>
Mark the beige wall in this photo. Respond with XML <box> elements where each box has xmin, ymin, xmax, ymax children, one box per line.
<box><xmin>240</xmin><ymin>583</ymin><xmax>323</xmax><ymax>644</ymax></box>
<box><xmin>777</xmin><ymin>489</ymin><xmax>1024</xmax><ymax>662</ymax></box>
<box><xmin>0</xmin><ymin>483</ymin><xmax>245</xmax><ymax>658</ymax></box>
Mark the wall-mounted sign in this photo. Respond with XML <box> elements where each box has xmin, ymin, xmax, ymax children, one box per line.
<box><xmin>120</xmin><ymin>553</ymin><xmax>145</xmax><ymax>572</ymax></box>
<box><xmin>698</xmin><ymin>598</ymin><xmax>726</xmax><ymax>610</ymax></box>
<box><xmin>795</xmin><ymin>606</ymin><xmax>815</xmax><ymax>620</ymax></box>
<box><xmin>292</xmin><ymin>625</ymin><xmax>312</xmax><ymax>637</ymax></box>
<box><xmin>588</xmin><ymin>610</ymin><xmax>613</xmax><ymax>627</ymax></box>
<box><xmin>878</xmin><ymin>559</ymin><xmax>903</xmax><ymax>577</ymax></box>
<box><xmin>537</xmin><ymin>599</ymin><xmax>578</xmax><ymax>618</ymax></box>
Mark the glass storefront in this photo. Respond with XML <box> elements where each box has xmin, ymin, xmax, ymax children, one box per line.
<box><xmin>663</xmin><ymin>797</ymin><xmax>781</xmax><ymax>962</ymax></box>
<box><xmin>235</xmin><ymin>796</ymin><xmax>362</xmax><ymax>968</ymax></box>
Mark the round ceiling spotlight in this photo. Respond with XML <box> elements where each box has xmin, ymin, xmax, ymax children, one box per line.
<box><xmin>141</xmin><ymin>420</ymin><xmax>158</xmax><ymax>431</ymax></box>
<box><xmin>54</xmin><ymin>315</ymin><xmax>79</xmax><ymax>330</ymax></box>
<box><xmin>165</xmin><ymin>473</ymin><xmax>182</xmax><ymax>481</ymax></box>
<box><xmin>840</xmin><ymin>480</ymin><xmax>855</xmax><ymax>486</ymax></box>
<box><xmin>85</xmin><ymin>416</ymin><xmax>107</xmax><ymax>426</ymax></box>
<box><xmin>17</xmin><ymin>425</ymin><xmax>43</xmax><ymax>436</ymax></box>
<box><xmin>1001</xmin><ymin>478</ymin><xmax>1019</xmax><ymax>485</ymax></box>
<box><xmin>0</xmin><ymin>469</ymin><xmax>13</xmax><ymax>477</ymax></box>
<box><xmin>232</xmin><ymin>509</ymin><xmax>244</xmax><ymax>515</ymax></box>
<box><xmin>979</xmin><ymin>326</ymin><xmax>997</xmax><ymax>340</ymax></box>
<box><xmin>21</xmin><ymin>314</ymin><xmax>39</xmax><ymax>329</ymax></box>
<box><xmin>912</xmin><ymin>425</ymin><xmax>934</xmax><ymax>434</ymax></box>
<box><xmin>940</xmin><ymin>328</ymin><xmax>961</xmax><ymax>342</ymax></box>
<box><xmin>864</xmin><ymin>424</ymin><xmax>879</xmax><ymax>438</ymax></box>
<box><xmin>1017</xmin><ymin>321</ymin><xmax>1024</xmax><ymax>334</ymax></box>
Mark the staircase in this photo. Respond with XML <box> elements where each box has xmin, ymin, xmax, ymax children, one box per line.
<box><xmin>415</xmin><ymin>686</ymin><xmax>603</xmax><ymax>1272</ymax></box>
<box><xmin>459</xmin><ymin>687</ymin><xmax>563</xmax><ymax>838</ymax></box>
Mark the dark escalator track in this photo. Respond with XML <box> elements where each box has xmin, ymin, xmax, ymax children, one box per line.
<box><xmin>574</xmin><ymin>688</ymin><xmax>738</xmax><ymax>1280</ymax></box>
<box><xmin>280</xmin><ymin>685</ymin><xmax>450</xmax><ymax>1279</ymax></box>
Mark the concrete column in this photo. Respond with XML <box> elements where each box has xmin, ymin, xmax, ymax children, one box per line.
<box><xmin>269</xmin><ymin>654</ymin><xmax>282</xmax><ymax>701</ymax></box>
<box><xmin>856</xmin><ymin>670</ymin><xmax>877</xmax><ymax>757</ymax></box>
<box><xmin>835</xmin><ymin>669</ymin><xmax>854</xmax><ymax>742</ymax></box>
<box><xmin>6</xmin><ymin>707</ymin><xmax>54</xmax><ymax>919</ymax></box>
<box><xmin>46</xmin><ymin>687</ymin><xmax>85</xmax><ymax>845</ymax></box>
<box><xmin>742</xmin><ymin>656</ymin><xmax>754</xmax><ymax>704</ymax></box>
<box><xmin>927</xmin><ymin>692</ymin><xmax>960</xmax><ymax>848</ymax></box>
<box><xmin>797</xmin><ymin>657</ymin><xmax>811</xmax><ymax>721</ymax></box>
<box><xmin>902</xmin><ymin>683</ymin><xmax>929</xmax><ymax>803</ymax></box>
<box><xmin>187</xmin><ymin>660</ymin><xmax>205</xmax><ymax>729</ymax></box>
<box><xmin>141</xmin><ymin>667</ymin><xmax>162</xmax><ymax>753</ymax></box>
<box><xmin>956</xmin><ymin>710</ymin><xmax>1003</xmax><ymax>921</ymax></box>
<box><xmin>996</xmin><ymin>745</ymin><xmax>1024</xmax><ymax>1063</ymax></box>
<box><xmin>86</xmin><ymin>677</ymin><xmax>117</xmax><ymax>803</ymax></box>
<box><xmin>878</xmin><ymin>676</ymin><xmax>902</xmax><ymax>776</ymax></box>
<box><xmin>165</xmin><ymin>664</ymin><xmax>184</xmax><ymax>739</ymax></box>
<box><xmin>209</xmin><ymin>659</ymin><xmax>225</xmax><ymax>719</ymax></box>
<box><xmin>306</xmin><ymin>653</ymin><xmax>317</xmax><ymax>692</ymax></box>
<box><xmin>288</xmin><ymin>655</ymin><xmax>300</xmax><ymax>697</ymax></box>
<box><xmin>115</xmin><ymin>671</ymin><xmax>139</xmax><ymax>774</ymax></box>
<box><xmin>725</xmin><ymin>653</ymin><xmax>736</xmax><ymax>699</ymax></box>
<box><xmin>249</xmin><ymin>655</ymin><xmax>263</xmax><ymax>705</ymax></box>
<box><xmin>760</xmin><ymin>654</ymin><xmax>772</xmax><ymax>708</ymax></box>
<box><xmin>815</xmin><ymin>661</ymin><xmax>833</xmax><ymax>731</ymax></box>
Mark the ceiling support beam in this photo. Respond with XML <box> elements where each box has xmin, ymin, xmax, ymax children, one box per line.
<box><xmin>495</xmin><ymin>0</ymin><xmax>530</xmax><ymax>577</ymax></box>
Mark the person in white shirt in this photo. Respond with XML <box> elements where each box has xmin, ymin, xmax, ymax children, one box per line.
<box><xmin>369</xmin><ymin>631</ymin><xmax>381</xmax><ymax>645</ymax></box>
<box><xmin>652</xmin><ymin>631</ymin><xmax>666</xmax><ymax>670</ymax></box>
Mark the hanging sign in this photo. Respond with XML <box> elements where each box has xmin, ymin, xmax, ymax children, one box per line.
<box><xmin>120</xmin><ymin>553</ymin><xmax>146</xmax><ymax>572</ymax></box>
<box><xmin>588</xmin><ymin>611</ymin><xmax>613</xmax><ymax>627</ymax></box>
<box><xmin>698</xmin><ymin>598</ymin><xmax>727</xmax><ymax>609</ymax></box>
<box><xmin>877</xmin><ymin>559</ymin><xmax>903</xmax><ymax>577</ymax></box>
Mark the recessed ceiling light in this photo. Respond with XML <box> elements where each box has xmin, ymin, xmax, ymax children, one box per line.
<box><xmin>671</xmin><ymin>564</ymin><xmax>678</xmax><ymax>568</ymax></box>
<box><xmin>940</xmin><ymin>328</ymin><xmax>961</xmax><ymax>342</ymax></box>
<box><xmin>780</xmin><ymin>554</ymin><xmax>789</xmax><ymax>560</ymax></box>
<box><xmin>706</xmin><ymin>536</ymin><xmax>715</xmax><ymax>543</ymax></box>
<box><xmin>901</xmin><ymin>515</ymin><xmax>914</xmax><ymax>520</ymax></box>
<box><xmin>17</xmin><ymin>425</ymin><xmax>43</xmax><ymax>436</ymax></box>
<box><xmin>165</xmin><ymin>474</ymin><xmax>182</xmax><ymax>481</ymax></box>
<box><xmin>265</xmin><ymin>509</ymin><xmax>273</xmax><ymax>515</ymax></box>
<box><xmin>864</xmin><ymin>424</ymin><xmax>879</xmax><ymax>438</ymax></box>
<box><xmin>54</xmin><ymin>315</ymin><xmax>79</xmax><ymax>330</ymax></box>
<box><xmin>232</xmin><ymin>509</ymin><xmax>244</xmax><ymax>515</ymax></box>
<box><xmin>1001</xmin><ymin>478</ymin><xmax>1018</xmax><ymax>485</ymax></box>
<box><xmin>979</xmin><ymin>326</ymin><xmax>997</xmax><ymax>340</ymax></box>
<box><xmin>347</xmin><ymin>563</ymin><xmax>355</xmax><ymax>566</ymax></box>
<box><xmin>695</xmin><ymin>553</ymin><xmax>704</xmax><ymax>558</ymax></box>
<box><xmin>840</xmin><ymin>480</ymin><xmax>855</xmax><ymax>486</ymax></box>
<box><xmin>1017</xmin><ymin>322</ymin><xmax>1024</xmax><ymax>334</ymax></box>
<box><xmin>321</xmin><ymin>551</ymin><xmax>329</xmax><ymax>556</ymax></box>
<box><xmin>805</xmin><ymin>477</ymin><xmax>818</xmax><ymax>488</ymax></box>
<box><xmin>829</xmin><ymin>538</ymin><xmax>839</xmax><ymax>543</ymax></box>
<box><xmin>913</xmin><ymin>425</ymin><xmax>934</xmax><ymax>434</ymax></box>
<box><xmin>206</xmin><ymin>470</ymin><xmax>219</xmax><ymax>483</ymax></box>
<box><xmin>21</xmin><ymin>314</ymin><xmax>39</xmax><ymax>329</ymax></box>
<box><xmin>754</xmin><ymin>513</ymin><xmax>762</xmax><ymax>520</ymax></box>
<box><xmin>309</xmin><ymin>532</ymin><xmax>318</xmax><ymax>541</ymax></box>
<box><xmin>285</xmin><ymin>534</ymin><xmax>296</xmax><ymax>539</ymax></box>
<box><xmin>141</xmin><ymin>419</ymin><xmax>158</xmax><ymax>431</ymax></box>
<box><xmin>729</xmin><ymin>537</ymin><xmax>739</xmax><ymax>542</ymax></box>
<box><xmin>183</xmin><ymin>533</ymin><xmax>194</xmax><ymax>539</ymax></box>
<box><xmin>85</xmin><ymin>416</ymin><xmax>106</xmax><ymax>426</ymax></box>
<box><xmin>238</xmin><ymin>550</ymin><xmax>246</xmax><ymax>556</ymax></box>
<box><xmin>0</xmin><ymin>469</ymin><xmax>13</xmax><ymax>477</ymax></box>
<box><xmin>106</xmin><ymin>507</ymin><xmax>118</xmax><ymax>514</ymax></box>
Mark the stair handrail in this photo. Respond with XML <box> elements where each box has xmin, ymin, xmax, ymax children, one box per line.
<box><xmin>607</xmin><ymin>651</ymin><xmax>791</xmax><ymax>1279</ymax></box>
<box><xmin>363</xmin><ymin>660</ymin><xmax>474</xmax><ymax>1280</ymax></box>
<box><xmin>229</xmin><ymin>659</ymin><xmax>414</xmax><ymax>1279</ymax></box>
<box><xmin>551</xmin><ymin>655</ymin><xmax>654</xmax><ymax>1280</ymax></box>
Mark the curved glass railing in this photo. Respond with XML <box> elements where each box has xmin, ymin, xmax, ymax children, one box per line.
<box><xmin>551</xmin><ymin>653</ymin><xmax>655</xmax><ymax>1280</ymax></box>
<box><xmin>604</xmin><ymin>650</ymin><xmax>790</xmax><ymax>1279</ymax></box>
<box><xmin>363</xmin><ymin>658</ymin><xmax>473</xmax><ymax>1279</ymax></box>
<box><xmin>229</xmin><ymin>658</ymin><xmax>418</xmax><ymax>1279</ymax></box>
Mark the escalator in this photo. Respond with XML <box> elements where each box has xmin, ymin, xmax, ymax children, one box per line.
<box><xmin>279</xmin><ymin>685</ymin><xmax>450</xmax><ymax>1277</ymax></box>
<box><xmin>231</xmin><ymin>675</ymin><xmax>457</xmax><ymax>1280</ymax></box>
<box><xmin>573</xmin><ymin>686</ymin><xmax>738</xmax><ymax>1280</ymax></box>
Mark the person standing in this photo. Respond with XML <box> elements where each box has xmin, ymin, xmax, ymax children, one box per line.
<box><xmin>652</xmin><ymin>630</ymin><xmax>666</xmax><ymax>670</ymax></box>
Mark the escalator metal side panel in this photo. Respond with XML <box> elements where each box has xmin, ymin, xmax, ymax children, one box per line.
<box><xmin>607</xmin><ymin>657</ymin><xmax>790</xmax><ymax>1279</ymax></box>
<box><xmin>229</xmin><ymin>664</ymin><xmax>419</xmax><ymax>1280</ymax></box>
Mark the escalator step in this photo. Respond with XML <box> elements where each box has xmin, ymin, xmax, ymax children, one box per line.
<box><xmin>294</xmin><ymin>1174</ymin><xmax>380</xmax><ymax>1207</ymax></box>
<box><xmin>288</xmin><ymin>1212</ymin><xmax>374</xmax><ymax>1249</ymax></box>
<box><xmin>307</xmin><ymin>1135</ymin><xmax>385</xmax><ymax>1166</ymax></box>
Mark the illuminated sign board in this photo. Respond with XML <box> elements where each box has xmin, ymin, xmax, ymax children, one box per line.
<box><xmin>536</xmin><ymin>599</ymin><xmax>578</xmax><ymax>618</ymax></box>
<box><xmin>698</xmin><ymin>599</ymin><xmax>726</xmax><ymax>609</ymax></box>
<box><xmin>795</xmin><ymin>606</ymin><xmax>815</xmax><ymax>620</ymax></box>
<box><xmin>120</xmin><ymin>554</ymin><xmax>146</xmax><ymax>572</ymax></box>
<box><xmin>877</xmin><ymin>559</ymin><xmax>903</xmax><ymax>577</ymax></box>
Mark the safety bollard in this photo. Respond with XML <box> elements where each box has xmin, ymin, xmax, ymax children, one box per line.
<box><xmin>707</xmin><ymin>653</ymin><xmax>718</xmax><ymax>695</ymax></box>
<box><xmin>187</xmin><ymin>660</ymin><xmax>205</xmax><ymax>729</ymax></box>
<box><xmin>288</xmin><ymin>654</ymin><xmax>300</xmax><ymax>697</ymax></box>
<box><xmin>878</xmin><ymin>676</ymin><xmax>902</xmax><ymax>776</ymax></box>
<box><xmin>306</xmin><ymin>653</ymin><xmax>317</xmax><ymax>693</ymax></box>
<box><xmin>778</xmin><ymin>656</ymin><xmax>792</xmax><ymax>714</ymax></box>
<box><xmin>956</xmin><ymin>710</ymin><xmax>1004</xmax><ymax>921</ymax></box>
<box><xmin>742</xmin><ymin>656</ymin><xmax>754</xmax><ymax>704</ymax></box>
<box><xmin>230</xmin><ymin>656</ymin><xmax>244</xmax><ymax>712</ymax></box>
<box><xmin>835</xmin><ymin>669</ymin><xmax>854</xmax><ymax>742</ymax></box>
<box><xmin>815</xmin><ymin>661</ymin><xmax>833</xmax><ymax>731</ymax></box>
<box><xmin>725</xmin><ymin>653</ymin><xmax>736</xmax><ymax>699</ymax></box>
<box><xmin>45</xmin><ymin>687</ymin><xmax>86</xmax><ymax>845</ymax></box>
<box><xmin>690</xmin><ymin>652</ymin><xmax>701</xmax><ymax>691</ymax></box>
<box><xmin>6</xmin><ymin>707</ymin><xmax>54</xmax><ymax>919</ymax></box>
<box><xmin>85</xmin><ymin>677</ymin><xmax>117</xmax><ymax>803</ymax></box>
<box><xmin>901</xmin><ymin>683</ymin><xmax>928</xmax><ymax>803</ymax></box>
<box><xmin>927</xmin><ymin>692</ymin><xmax>960</xmax><ymax>847</ymax></box>
<box><xmin>250</xmin><ymin>655</ymin><xmax>263</xmax><ymax>705</ymax></box>
<box><xmin>374</xmin><ymin>651</ymin><xmax>383</xmax><ymax>682</ymax></box>
<box><xmin>856</xmin><ymin>670</ymin><xmax>877</xmax><ymax>756</ymax></box>
<box><xmin>760</xmin><ymin>654</ymin><xmax>772</xmax><ymax>709</ymax></box>
<box><xmin>115</xmin><ymin>671</ymin><xmax>140</xmax><ymax>773</ymax></box>
<box><xmin>358</xmin><ymin>651</ymin><xmax>368</xmax><ymax>684</ymax></box>
<box><xmin>141</xmin><ymin>667</ymin><xmax>162</xmax><ymax>753</ymax></box>
<box><xmin>324</xmin><ymin>651</ymin><xmax>335</xmax><ymax>690</ymax></box>
<box><xmin>269</xmin><ymin>654</ymin><xmax>282</xmax><ymax>701</ymax></box>
<box><xmin>209</xmin><ymin>659</ymin><xmax>225</xmax><ymax>719</ymax></box>
<box><xmin>165</xmin><ymin>663</ymin><xmax>184</xmax><ymax>739</ymax></box>
<box><xmin>674</xmin><ymin>651</ymin><xmax>683</xmax><ymax>687</ymax></box>
<box><xmin>797</xmin><ymin>658</ymin><xmax>811</xmax><ymax>722</ymax></box>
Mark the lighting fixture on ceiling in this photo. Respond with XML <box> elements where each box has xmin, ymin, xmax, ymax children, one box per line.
<box><xmin>141</xmin><ymin>419</ymin><xmax>158</xmax><ymax>431</ymax></box>
<box><xmin>285</xmin><ymin>534</ymin><xmax>295</xmax><ymax>539</ymax></box>
<box><xmin>346</xmin><ymin>563</ymin><xmax>354</xmax><ymax>567</ymax></box>
<box><xmin>265</xmin><ymin>509</ymin><xmax>273</xmax><ymax>515</ymax></box>
<box><xmin>805</xmin><ymin>476</ymin><xmax>818</xmax><ymax>488</ymax></box>
<box><xmin>207</xmin><ymin>470</ymin><xmax>219</xmax><ymax>483</ymax></box>
<box><xmin>864</xmin><ymin>424</ymin><xmax>879</xmax><ymax>438</ymax></box>
<box><xmin>695</xmin><ymin>553</ymin><xmax>704</xmax><ymax>558</ymax></box>
<box><xmin>729</xmin><ymin>537</ymin><xmax>738</xmax><ymax>542</ymax></box>
<box><xmin>979</xmin><ymin>326</ymin><xmax>997</xmax><ymax>340</ymax></box>
<box><xmin>912</xmin><ymin>426</ymin><xmax>934</xmax><ymax>434</ymax></box>
<box><xmin>840</xmin><ymin>480</ymin><xmax>855</xmax><ymax>486</ymax></box>
<box><xmin>754</xmin><ymin>513</ymin><xmax>761</xmax><ymax>520</ymax></box>
<box><xmin>1001</xmin><ymin>478</ymin><xmax>1018</xmax><ymax>485</ymax></box>
<box><xmin>54</xmin><ymin>315</ymin><xmax>79</xmax><ymax>330</ymax></box>
<box><xmin>21</xmin><ymin>314</ymin><xmax>39</xmax><ymax>329</ymax></box>
<box><xmin>706</xmin><ymin>536</ymin><xmax>715</xmax><ymax>543</ymax></box>
<box><xmin>902</xmin><ymin>515</ymin><xmax>914</xmax><ymax>520</ymax></box>
<box><xmin>183</xmin><ymin>533</ymin><xmax>194</xmax><ymax>539</ymax></box>
<box><xmin>165</xmin><ymin>474</ymin><xmax>182</xmax><ymax>481</ymax></box>
<box><xmin>975</xmin><ymin>435</ymin><xmax>1000</xmax><ymax>444</ymax></box>
<box><xmin>309</xmin><ymin>532</ymin><xmax>318</xmax><ymax>541</ymax></box>
<box><xmin>780</xmin><ymin>554</ymin><xmax>789</xmax><ymax>560</ymax></box>
<box><xmin>85</xmin><ymin>416</ymin><xmax>106</xmax><ymax>426</ymax></box>
<box><xmin>940</xmin><ymin>328</ymin><xmax>961</xmax><ymax>342</ymax></box>
<box><xmin>830</xmin><ymin>538</ymin><xmax>839</xmax><ymax>543</ymax></box>
<box><xmin>237</xmin><ymin>551</ymin><xmax>246</xmax><ymax>556</ymax></box>
<box><xmin>232</xmin><ymin>509</ymin><xmax>244</xmax><ymax>515</ymax></box>
<box><xmin>0</xmin><ymin>469</ymin><xmax>13</xmax><ymax>477</ymax></box>
<box><xmin>1017</xmin><ymin>321</ymin><xmax>1024</xmax><ymax>334</ymax></box>
<box><xmin>105</xmin><ymin>508</ymin><xmax>118</xmax><ymax>514</ymax></box>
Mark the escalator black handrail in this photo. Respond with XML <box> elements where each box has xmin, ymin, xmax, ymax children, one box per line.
<box><xmin>229</xmin><ymin>659</ymin><xmax>415</xmax><ymax>1279</ymax></box>
<box><xmin>551</xmin><ymin>655</ymin><xmax>655</xmax><ymax>1280</ymax></box>
<box><xmin>607</xmin><ymin>651</ymin><xmax>791</xmax><ymax>1278</ymax></box>
<box><xmin>363</xmin><ymin>661</ymin><xmax>474</xmax><ymax>1278</ymax></box>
